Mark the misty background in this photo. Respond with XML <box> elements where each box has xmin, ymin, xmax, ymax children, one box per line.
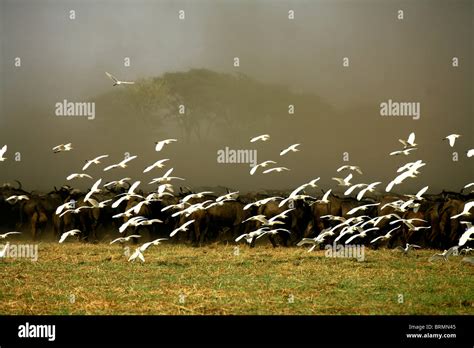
<box><xmin>0</xmin><ymin>0</ymin><xmax>472</xmax><ymax>194</ymax></box>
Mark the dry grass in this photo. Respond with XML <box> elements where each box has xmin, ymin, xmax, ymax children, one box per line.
<box><xmin>0</xmin><ymin>242</ymin><xmax>473</xmax><ymax>315</ymax></box>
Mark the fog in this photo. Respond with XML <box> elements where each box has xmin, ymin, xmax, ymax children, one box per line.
<box><xmin>0</xmin><ymin>0</ymin><xmax>472</xmax><ymax>194</ymax></box>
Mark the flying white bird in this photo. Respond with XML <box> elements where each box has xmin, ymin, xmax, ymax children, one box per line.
<box><xmin>411</xmin><ymin>226</ymin><xmax>431</xmax><ymax>232</ymax></box>
<box><xmin>385</xmin><ymin>170</ymin><xmax>418</xmax><ymax>192</ymax></box>
<box><xmin>55</xmin><ymin>201</ymin><xmax>76</xmax><ymax>215</ymax></box>
<box><xmin>320</xmin><ymin>215</ymin><xmax>346</xmax><ymax>222</ymax></box>
<box><xmin>258</xmin><ymin>228</ymin><xmax>291</xmax><ymax>239</ymax></box>
<box><xmin>315</xmin><ymin>190</ymin><xmax>332</xmax><ymax>204</ymax></box>
<box><xmin>332</xmin><ymin>173</ymin><xmax>353</xmax><ymax>187</ymax></box>
<box><xmin>59</xmin><ymin>229</ymin><xmax>81</xmax><ymax>243</ymax></box>
<box><xmin>138</xmin><ymin>238</ymin><xmax>168</xmax><ymax>253</ymax></box>
<box><xmin>399</xmin><ymin>200</ymin><xmax>419</xmax><ymax>213</ymax></box>
<box><xmin>105</xmin><ymin>71</ymin><xmax>135</xmax><ymax>86</ymax></box>
<box><xmin>66</xmin><ymin>173</ymin><xmax>93</xmax><ymax>181</ymax></box>
<box><xmin>128</xmin><ymin>248</ymin><xmax>145</xmax><ymax>263</ymax></box>
<box><xmin>85</xmin><ymin>198</ymin><xmax>112</xmax><ymax>208</ymax></box>
<box><xmin>443</xmin><ymin>134</ymin><xmax>461</xmax><ymax>147</ymax></box>
<box><xmin>181</xmin><ymin>191</ymin><xmax>214</xmax><ymax>203</ymax></box>
<box><xmin>250</xmin><ymin>134</ymin><xmax>270</xmax><ymax>143</ymax></box>
<box><xmin>82</xmin><ymin>155</ymin><xmax>109</xmax><ymax>171</ymax></box>
<box><xmin>111</xmin><ymin>181</ymin><xmax>143</xmax><ymax>208</ymax></box>
<box><xmin>0</xmin><ymin>232</ymin><xmax>21</xmax><ymax>239</ymax></box>
<box><xmin>263</xmin><ymin>167</ymin><xmax>290</xmax><ymax>174</ymax></box>
<box><xmin>344</xmin><ymin>183</ymin><xmax>368</xmax><ymax>196</ymax></box>
<box><xmin>399</xmin><ymin>132</ymin><xmax>417</xmax><ymax>148</ymax></box>
<box><xmin>128</xmin><ymin>200</ymin><xmax>154</xmax><ymax>215</ymax></box>
<box><xmin>157</xmin><ymin>183</ymin><xmax>174</xmax><ymax>195</ymax></box>
<box><xmin>428</xmin><ymin>246</ymin><xmax>459</xmax><ymax>262</ymax></box>
<box><xmin>390</xmin><ymin>148</ymin><xmax>417</xmax><ymax>156</ymax></box>
<box><xmin>458</xmin><ymin>222</ymin><xmax>474</xmax><ymax>246</ymax></box>
<box><xmin>155</xmin><ymin>139</ymin><xmax>177</xmax><ymax>152</ymax></box>
<box><xmin>216</xmin><ymin>191</ymin><xmax>239</xmax><ymax>202</ymax></box>
<box><xmin>161</xmin><ymin>202</ymin><xmax>190</xmax><ymax>212</ymax></box>
<box><xmin>124</xmin><ymin>180</ymin><xmax>141</xmax><ymax>196</ymax></box>
<box><xmin>336</xmin><ymin>165</ymin><xmax>363</xmax><ymax>175</ymax></box>
<box><xmin>380</xmin><ymin>201</ymin><xmax>404</xmax><ymax>212</ymax></box>
<box><xmin>112</xmin><ymin>211</ymin><xmax>134</xmax><ymax>219</ymax></box>
<box><xmin>296</xmin><ymin>237</ymin><xmax>322</xmax><ymax>251</ymax></box>
<box><xmin>144</xmin><ymin>191</ymin><xmax>169</xmax><ymax>202</ymax></box>
<box><xmin>332</xmin><ymin>223</ymin><xmax>370</xmax><ymax>243</ymax></box>
<box><xmin>127</xmin><ymin>238</ymin><xmax>167</xmax><ymax>263</ymax></box>
<box><xmin>0</xmin><ymin>145</ymin><xmax>7</xmax><ymax>161</ymax></box>
<box><xmin>243</xmin><ymin>215</ymin><xmax>268</xmax><ymax>224</ymax></box>
<box><xmin>280</xmin><ymin>144</ymin><xmax>300</xmax><ymax>156</ymax></box>
<box><xmin>149</xmin><ymin>168</ymin><xmax>185</xmax><ymax>184</ymax></box>
<box><xmin>450</xmin><ymin>202</ymin><xmax>474</xmax><ymax>220</ymax></box>
<box><xmin>405</xmin><ymin>186</ymin><xmax>429</xmax><ymax>201</ymax></box>
<box><xmin>58</xmin><ymin>206</ymin><xmax>92</xmax><ymax>218</ymax></box>
<box><xmin>356</xmin><ymin>182</ymin><xmax>381</xmax><ymax>201</ymax></box>
<box><xmin>296</xmin><ymin>178</ymin><xmax>321</xmax><ymax>194</ymax></box>
<box><xmin>344</xmin><ymin>227</ymin><xmax>380</xmax><ymax>244</ymax></box>
<box><xmin>389</xmin><ymin>218</ymin><xmax>427</xmax><ymax>228</ymax></box>
<box><xmin>143</xmin><ymin>159</ymin><xmax>169</xmax><ymax>173</ymax></box>
<box><xmin>250</xmin><ymin>160</ymin><xmax>277</xmax><ymax>175</ymax></box>
<box><xmin>176</xmin><ymin>200</ymin><xmax>213</xmax><ymax>215</ymax></box>
<box><xmin>110</xmin><ymin>235</ymin><xmax>142</xmax><ymax>245</ymax></box>
<box><xmin>365</xmin><ymin>214</ymin><xmax>401</xmax><ymax>227</ymax></box>
<box><xmin>328</xmin><ymin>224</ymin><xmax>360</xmax><ymax>241</ymax></box>
<box><xmin>84</xmin><ymin>178</ymin><xmax>103</xmax><ymax>202</ymax></box>
<box><xmin>278</xmin><ymin>194</ymin><xmax>316</xmax><ymax>208</ymax></box>
<box><xmin>347</xmin><ymin>203</ymin><xmax>380</xmax><ymax>215</ymax></box>
<box><xmin>384</xmin><ymin>204</ymin><xmax>410</xmax><ymax>219</ymax></box>
<box><xmin>262</xmin><ymin>218</ymin><xmax>286</xmax><ymax>227</ymax></box>
<box><xmin>397</xmin><ymin>160</ymin><xmax>426</xmax><ymax>174</ymax></box>
<box><xmin>53</xmin><ymin>143</ymin><xmax>73</xmax><ymax>153</ymax></box>
<box><xmin>336</xmin><ymin>220</ymin><xmax>368</xmax><ymax>236</ymax></box>
<box><xmin>103</xmin><ymin>155</ymin><xmax>138</xmax><ymax>171</ymax></box>
<box><xmin>287</xmin><ymin>178</ymin><xmax>320</xmax><ymax>199</ymax></box>
<box><xmin>119</xmin><ymin>216</ymin><xmax>148</xmax><ymax>233</ymax></box>
<box><xmin>395</xmin><ymin>243</ymin><xmax>421</xmax><ymax>255</ymax></box>
<box><xmin>330</xmin><ymin>225</ymin><xmax>362</xmax><ymax>242</ymax></box>
<box><xmin>269</xmin><ymin>208</ymin><xmax>295</xmax><ymax>222</ymax></box>
<box><xmin>463</xmin><ymin>183</ymin><xmax>474</xmax><ymax>193</ymax></box>
<box><xmin>297</xmin><ymin>230</ymin><xmax>334</xmax><ymax>252</ymax></box>
<box><xmin>235</xmin><ymin>228</ymin><xmax>270</xmax><ymax>244</ymax></box>
<box><xmin>170</xmin><ymin>220</ymin><xmax>195</xmax><ymax>237</ymax></box>
<box><xmin>138</xmin><ymin>218</ymin><xmax>163</xmax><ymax>226</ymax></box>
<box><xmin>104</xmin><ymin>177</ymin><xmax>131</xmax><ymax>189</ymax></box>
<box><xmin>370</xmin><ymin>227</ymin><xmax>399</xmax><ymax>244</ymax></box>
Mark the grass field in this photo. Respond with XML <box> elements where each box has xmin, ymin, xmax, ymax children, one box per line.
<box><xmin>0</xmin><ymin>242</ymin><xmax>473</xmax><ymax>315</ymax></box>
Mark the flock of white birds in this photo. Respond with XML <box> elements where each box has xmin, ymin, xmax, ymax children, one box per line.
<box><xmin>1</xmin><ymin>128</ymin><xmax>473</xmax><ymax>265</ymax></box>
<box><xmin>1</xmin><ymin>73</ymin><xmax>473</xmax><ymax>265</ymax></box>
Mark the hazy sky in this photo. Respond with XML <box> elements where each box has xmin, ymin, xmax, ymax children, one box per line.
<box><xmin>0</xmin><ymin>0</ymin><xmax>472</xmax><ymax>194</ymax></box>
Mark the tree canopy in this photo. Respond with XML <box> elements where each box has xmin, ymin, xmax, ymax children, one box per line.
<box><xmin>94</xmin><ymin>69</ymin><xmax>332</xmax><ymax>141</ymax></box>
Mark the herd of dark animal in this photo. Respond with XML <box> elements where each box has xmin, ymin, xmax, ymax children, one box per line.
<box><xmin>0</xmin><ymin>180</ymin><xmax>472</xmax><ymax>250</ymax></box>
